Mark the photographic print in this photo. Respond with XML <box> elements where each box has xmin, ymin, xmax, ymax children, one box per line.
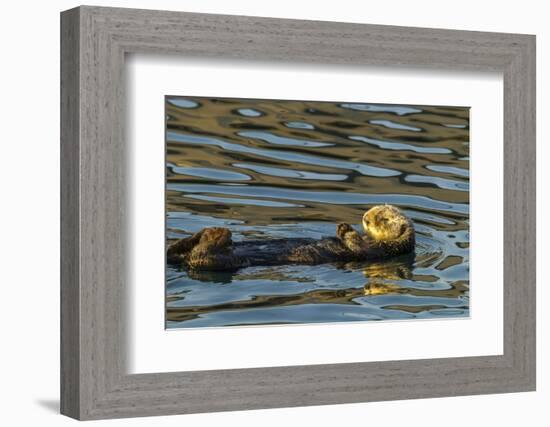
<box><xmin>165</xmin><ymin>96</ymin><xmax>469</xmax><ymax>329</ymax></box>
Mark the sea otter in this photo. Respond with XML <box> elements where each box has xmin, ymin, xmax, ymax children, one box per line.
<box><xmin>167</xmin><ymin>205</ymin><xmax>415</xmax><ymax>271</ymax></box>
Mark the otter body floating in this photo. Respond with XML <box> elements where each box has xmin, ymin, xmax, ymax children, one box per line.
<box><xmin>167</xmin><ymin>205</ymin><xmax>415</xmax><ymax>271</ymax></box>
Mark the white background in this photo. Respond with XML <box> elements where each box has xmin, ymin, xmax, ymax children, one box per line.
<box><xmin>129</xmin><ymin>58</ymin><xmax>503</xmax><ymax>373</ymax></box>
<box><xmin>0</xmin><ymin>1</ymin><xmax>547</xmax><ymax>426</ymax></box>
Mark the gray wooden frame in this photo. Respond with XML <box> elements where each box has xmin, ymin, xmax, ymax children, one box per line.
<box><xmin>60</xmin><ymin>5</ymin><xmax>536</xmax><ymax>420</ymax></box>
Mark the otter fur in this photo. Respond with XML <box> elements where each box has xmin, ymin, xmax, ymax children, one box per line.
<box><xmin>167</xmin><ymin>205</ymin><xmax>415</xmax><ymax>271</ymax></box>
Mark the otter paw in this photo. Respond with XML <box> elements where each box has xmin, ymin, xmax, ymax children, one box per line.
<box><xmin>166</xmin><ymin>228</ymin><xmax>205</xmax><ymax>257</ymax></box>
<box><xmin>336</xmin><ymin>223</ymin><xmax>355</xmax><ymax>240</ymax></box>
<box><xmin>199</xmin><ymin>227</ymin><xmax>232</xmax><ymax>250</ymax></box>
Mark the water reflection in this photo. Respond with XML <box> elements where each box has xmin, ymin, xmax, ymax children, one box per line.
<box><xmin>165</xmin><ymin>96</ymin><xmax>469</xmax><ymax>328</ymax></box>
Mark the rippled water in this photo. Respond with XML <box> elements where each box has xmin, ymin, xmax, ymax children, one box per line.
<box><xmin>165</xmin><ymin>96</ymin><xmax>469</xmax><ymax>328</ymax></box>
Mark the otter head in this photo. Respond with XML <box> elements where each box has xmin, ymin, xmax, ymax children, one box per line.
<box><xmin>362</xmin><ymin>205</ymin><xmax>411</xmax><ymax>242</ymax></box>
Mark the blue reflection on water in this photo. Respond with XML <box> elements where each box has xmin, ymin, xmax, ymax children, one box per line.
<box><xmin>239</xmin><ymin>130</ymin><xmax>333</xmax><ymax>148</ymax></box>
<box><xmin>167</xmin><ymin>131</ymin><xmax>401</xmax><ymax>177</ymax></box>
<box><xmin>350</xmin><ymin>135</ymin><xmax>451</xmax><ymax>154</ymax></box>
<box><xmin>369</xmin><ymin>119</ymin><xmax>422</xmax><ymax>132</ymax></box>
<box><xmin>236</xmin><ymin>108</ymin><xmax>263</xmax><ymax>117</ymax></box>
<box><xmin>339</xmin><ymin>103</ymin><xmax>422</xmax><ymax>116</ymax></box>
<box><xmin>167</xmin><ymin>98</ymin><xmax>199</xmax><ymax>109</ymax></box>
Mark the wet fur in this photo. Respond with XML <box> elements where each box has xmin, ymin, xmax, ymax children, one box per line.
<box><xmin>167</xmin><ymin>205</ymin><xmax>415</xmax><ymax>271</ymax></box>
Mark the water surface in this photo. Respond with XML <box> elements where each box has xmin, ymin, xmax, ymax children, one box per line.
<box><xmin>165</xmin><ymin>97</ymin><xmax>469</xmax><ymax>328</ymax></box>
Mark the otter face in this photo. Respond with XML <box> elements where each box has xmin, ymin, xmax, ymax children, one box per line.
<box><xmin>362</xmin><ymin>205</ymin><xmax>410</xmax><ymax>241</ymax></box>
